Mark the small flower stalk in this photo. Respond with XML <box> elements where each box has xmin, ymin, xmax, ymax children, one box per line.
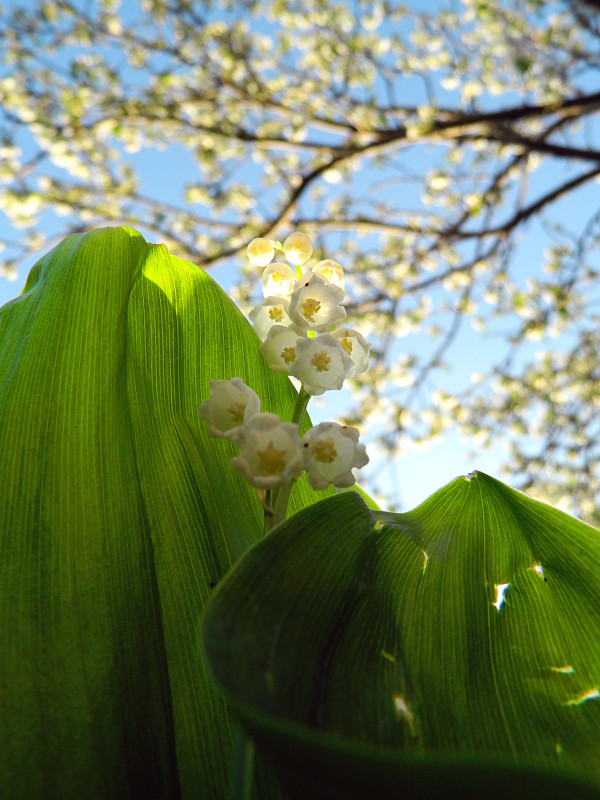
<box><xmin>199</xmin><ymin>231</ymin><xmax>371</xmax><ymax>533</ymax></box>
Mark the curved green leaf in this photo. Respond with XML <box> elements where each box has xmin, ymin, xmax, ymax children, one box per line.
<box><xmin>0</xmin><ymin>226</ymin><xmax>323</xmax><ymax>798</ymax></box>
<box><xmin>203</xmin><ymin>474</ymin><xmax>600</xmax><ymax>798</ymax></box>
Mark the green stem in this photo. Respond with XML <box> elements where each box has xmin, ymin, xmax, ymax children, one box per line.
<box><xmin>262</xmin><ymin>489</ymin><xmax>273</xmax><ymax>537</ymax></box>
<box><xmin>263</xmin><ymin>384</ymin><xmax>311</xmax><ymax>535</ymax></box>
<box><xmin>229</xmin><ymin>725</ymin><xmax>255</xmax><ymax>800</ymax></box>
<box><xmin>292</xmin><ymin>384</ymin><xmax>311</xmax><ymax>429</ymax></box>
<box><xmin>268</xmin><ymin>479</ymin><xmax>294</xmax><ymax>533</ymax></box>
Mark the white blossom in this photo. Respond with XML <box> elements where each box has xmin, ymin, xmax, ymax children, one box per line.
<box><xmin>199</xmin><ymin>377</ymin><xmax>261</xmax><ymax>439</ymax></box>
<box><xmin>301</xmin><ymin>422</ymin><xmax>369</xmax><ymax>489</ymax></box>
<box><xmin>283</xmin><ymin>231</ymin><xmax>313</xmax><ymax>265</ymax></box>
<box><xmin>288</xmin><ymin>273</ymin><xmax>346</xmax><ymax>333</ymax></box>
<box><xmin>259</xmin><ymin>324</ymin><xmax>306</xmax><ymax>374</ymax></box>
<box><xmin>330</xmin><ymin>328</ymin><xmax>371</xmax><ymax>378</ymax></box>
<box><xmin>311</xmin><ymin>259</ymin><xmax>345</xmax><ymax>291</ymax></box>
<box><xmin>247</xmin><ymin>237</ymin><xmax>275</xmax><ymax>267</ymax></box>
<box><xmin>229</xmin><ymin>413</ymin><xmax>303</xmax><ymax>488</ymax></box>
<box><xmin>262</xmin><ymin>262</ymin><xmax>297</xmax><ymax>298</ymax></box>
<box><xmin>291</xmin><ymin>333</ymin><xmax>354</xmax><ymax>395</ymax></box>
<box><xmin>249</xmin><ymin>296</ymin><xmax>293</xmax><ymax>339</ymax></box>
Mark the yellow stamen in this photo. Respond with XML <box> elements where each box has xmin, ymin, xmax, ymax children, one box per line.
<box><xmin>227</xmin><ymin>401</ymin><xmax>246</xmax><ymax>423</ymax></box>
<box><xmin>302</xmin><ymin>297</ymin><xmax>321</xmax><ymax>322</ymax></box>
<box><xmin>257</xmin><ymin>441</ymin><xmax>288</xmax><ymax>474</ymax></box>
<box><xmin>313</xmin><ymin>439</ymin><xmax>337</xmax><ymax>463</ymax></box>
<box><xmin>341</xmin><ymin>337</ymin><xmax>353</xmax><ymax>355</ymax></box>
<box><xmin>269</xmin><ymin>307</ymin><xmax>284</xmax><ymax>322</ymax></box>
<box><xmin>311</xmin><ymin>352</ymin><xmax>331</xmax><ymax>372</ymax></box>
<box><xmin>281</xmin><ymin>346</ymin><xmax>296</xmax><ymax>364</ymax></box>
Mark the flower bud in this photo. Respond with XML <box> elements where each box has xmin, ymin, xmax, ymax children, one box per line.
<box><xmin>247</xmin><ymin>237</ymin><xmax>275</xmax><ymax>267</ymax></box>
<box><xmin>284</xmin><ymin>232</ymin><xmax>313</xmax><ymax>265</ymax></box>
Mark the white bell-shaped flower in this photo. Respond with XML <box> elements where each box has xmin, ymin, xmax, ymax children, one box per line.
<box><xmin>259</xmin><ymin>324</ymin><xmax>306</xmax><ymax>374</ymax></box>
<box><xmin>312</xmin><ymin>259</ymin><xmax>345</xmax><ymax>291</ymax></box>
<box><xmin>284</xmin><ymin>232</ymin><xmax>313</xmax><ymax>265</ymax></box>
<box><xmin>249</xmin><ymin>297</ymin><xmax>293</xmax><ymax>340</ymax></box>
<box><xmin>199</xmin><ymin>377</ymin><xmax>261</xmax><ymax>439</ymax></box>
<box><xmin>301</xmin><ymin>422</ymin><xmax>369</xmax><ymax>490</ymax></box>
<box><xmin>330</xmin><ymin>327</ymin><xmax>371</xmax><ymax>377</ymax></box>
<box><xmin>262</xmin><ymin>262</ymin><xmax>297</xmax><ymax>298</ymax></box>
<box><xmin>290</xmin><ymin>333</ymin><xmax>354</xmax><ymax>395</ymax></box>
<box><xmin>247</xmin><ymin>237</ymin><xmax>275</xmax><ymax>267</ymax></box>
<box><xmin>289</xmin><ymin>273</ymin><xmax>346</xmax><ymax>333</ymax></box>
<box><xmin>229</xmin><ymin>413</ymin><xmax>304</xmax><ymax>488</ymax></box>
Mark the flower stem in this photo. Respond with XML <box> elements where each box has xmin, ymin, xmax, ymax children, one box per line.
<box><xmin>263</xmin><ymin>384</ymin><xmax>311</xmax><ymax>535</ymax></box>
<box><xmin>229</xmin><ymin>725</ymin><xmax>255</xmax><ymax>800</ymax></box>
<box><xmin>292</xmin><ymin>384</ymin><xmax>311</xmax><ymax>429</ymax></box>
<box><xmin>266</xmin><ymin>479</ymin><xmax>294</xmax><ymax>535</ymax></box>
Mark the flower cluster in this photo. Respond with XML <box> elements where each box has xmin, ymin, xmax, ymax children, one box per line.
<box><xmin>199</xmin><ymin>232</ymin><xmax>370</xmax><ymax>527</ymax></box>
<box><xmin>199</xmin><ymin>379</ymin><xmax>368</xmax><ymax>491</ymax></box>
<box><xmin>247</xmin><ymin>232</ymin><xmax>370</xmax><ymax>395</ymax></box>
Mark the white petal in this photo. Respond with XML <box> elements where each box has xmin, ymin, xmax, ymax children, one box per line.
<box><xmin>262</xmin><ymin>262</ymin><xmax>297</xmax><ymax>298</ymax></box>
<box><xmin>312</xmin><ymin>259</ymin><xmax>345</xmax><ymax>291</ymax></box>
<box><xmin>249</xmin><ymin>297</ymin><xmax>293</xmax><ymax>339</ymax></box>
<box><xmin>330</xmin><ymin>328</ymin><xmax>371</xmax><ymax>377</ymax></box>
<box><xmin>301</xmin><ymin>421</ymin><xmax>369</xmax><ymax>489</ymax></box>
<box><xmin>230</xmin><ymin>413</ymin><xmax>303</xmax><ymax>488</ymax></box>
<box><xmin>199</xmin><ymin>377</ymin><xmax>261</xmax><ymax>438</ymax></box>
<box><xmin>291</xmin><ymin>334</ymin><xmax>354</xmax><ymax>395</ymax></box>
<box><xmin>289</xmin><ymin>273</ymin><xmax>346</xmax><ymax>333</ymax></box>
<box><xmin>260</xmin><ymin>325</ymin><xmax>306</xmax><ymax>374</ymax></box>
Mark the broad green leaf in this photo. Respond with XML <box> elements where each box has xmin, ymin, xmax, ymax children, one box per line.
<box><xmin>0</xmin><ymin>226</ymin><xmax>324</xmax><ymax>799</ymax></box>
<box><xmin>203</xmin><ymin>474</ymin><xmax>600</xmax><ymax>798</ymax></box>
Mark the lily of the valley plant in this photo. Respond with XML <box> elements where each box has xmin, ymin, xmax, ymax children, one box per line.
<box><xmin>199</xmin><ymin>232</ymin><xmax>370</xmax><ymax>533</ymax></box>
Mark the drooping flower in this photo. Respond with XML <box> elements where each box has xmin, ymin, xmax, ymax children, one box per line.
<box><xmin>247</xmin><ymin>237</ymin><xmax>275</xmax><ymax>267</ymax></box>
<box><xmin>288</xmin><ymin>273</ymin><xmax>346</xmax><ymax>333</ymax></box>
<box><xmin>290</xmin><ymin>333</ymin><xmax>354</xmax><ymax>395</ymax></box>
<box><xmin>199</xmin><ymin>377</ymin><xmax>261</xmax><ymax>439</ymax></box>
<box><xmin>301</xmin><ymin>422</ymin><xmax>369</xmax><ymax>490</ymax></box>
<box><xmin>249</xmin><ymin>297</ymin><xmax>293</xmax><ymax>340</ymax></box>
<box><xmin>283</xmin><ymin>232</ymin><xmax>313</xmax><ymax>266</ymax></box>
<box><xmin>330</xmin><ymin>327</ymin><xmax>371</xmax><ymax>378</ymax></box>
<box><xmin>229</xmin><ymin>413</ymin><xmax>304</xmax><ymax>488</ymax></box>
<box><xmin>262</xmin><ymin>262</ymin><xmax>297</xmax><ymax>298</ymax></box>
<box><xmin>259</xmin><ymin>324</ymin><xmax>306</xmax><ymax>374</ymax></box>
<box><xmin>311</xmin><ymin>259</ymin><xmax>345</xmax><ymax>291</ymax></box>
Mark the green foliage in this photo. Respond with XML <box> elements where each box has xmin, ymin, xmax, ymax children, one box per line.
<box><xmin>0</xmin><ymin>226</ymin><xmax>325</xmax><ymax>799</ymax></box>
<box><xmin>203</xmin><ymin>476</ymin><xmax>600</xmax><ymax>798</ymax></box>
